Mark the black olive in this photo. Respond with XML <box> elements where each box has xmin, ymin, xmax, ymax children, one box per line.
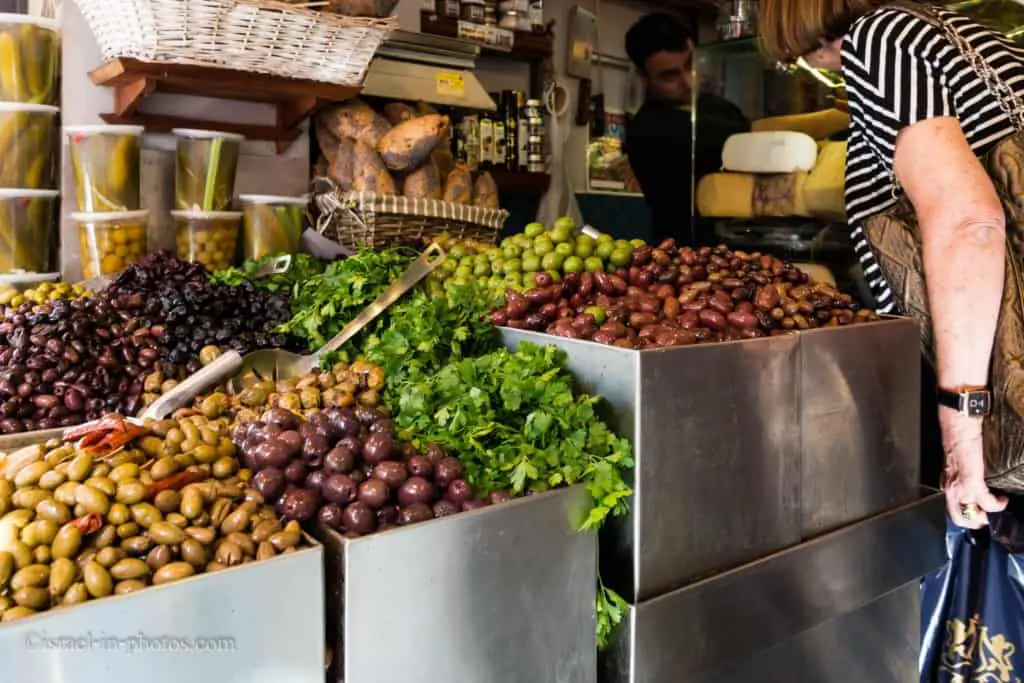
<box><xmin>432</xmin><ymin>500</ymin><xmax>460</xmax><ymax>518</ymax></box>
<box><xmin>357</xmin><ymin>479</ymin><xmax>390</xmax><ymax>509</ymax></box>
<box><xmin>397</xmin><ymin>503</ymin><xmax>433</xmax><ymax>526</ymax></box>
<box><xmin>302</xmin><ymin>434</ymin><xmax>331</xmax><ymax>468</ymax></box>
<box><xmin>398</xmin><ymin>477</ymin><xmax>436</xmax><ymax>507</ymax></box>
<box><xmin>362</xmin><ymin>432</ymin><xmax>396</xmax><ymax>465</ymax></box>
<box><xmin>377</xmin><ymin>505</ymin><xmax>399</xmax><ymax>525</ymax></box>
<box><xmin>322</xmin><ymin>474</ymin><xmax>357</xmax><ymax>505</ymax></box>
<box><xmin>264</xmin><ymin>407</ymin><xmax>300</xmax><ymax>431</ymax></box>
<box><xmin>277</xmin><ymin>431</ymin><xmax>304</xmax><ymax>458</ymax></box>
<box><xmin>337</xmin><ymin>435</ymin><xmax>363</xmax><ymax>457</ymax></box>
<box><xmin>406</xmin><ymin>455</ymin><xmax>433</xmax><ymax>479</ymax></box>
<box><xmin>462</xmin><ymin>499</ymin><xmax>489</xmax><ymax>512</ymax></box>
<box><xmin>489</xmin><ymin>490</ymin><xmax>512</xmax><ymax>505</ymax></box>
<box><xmin>342</xmin><ymin>502</ymin><xmax>376</xmax><ymax>535</ymax></box>
<box><xmin>324</xmin><ymin>446</ymin><xmax>355</xmax><ymax>475</ymax></box>
<box><xmin>369</xmin><ymin>419</ymin><xmax>395</xmax><ymax>435</ymax></box>
<box><xmin>353</xmin><ymin>406</ymin><xmax>383</xmax><ymax>426</ymax></box>
<box><xmin>252</xmin><ymin>468</ymin><xmax>286</xmax><ymax>500</ymax></box>
<box><xmin>318</xmin><ymin>503</ymin><xmax>346</xmax><ymax>531</ymax></box>
<box><xmin>434</xmin><ymin>457</ymin><xmax>463</xmax><ymax>488</ymax></box>
<box><xmin>304</xmin><ymin>469</ymin><xmax>327</xmax><ymax>492</ymax></box>
<box><xmin>281</xmin><ymin>488</ymin><xmax>319</xmax><ymax>521</ymax></box>
<box><xmin>372</xmin><ymin>461</ymin><xmax>407</xmax><ymax>488</ymax></box>
<box><xmin>284</xmin><ymin>460</ymin><xmax>308</xmax><ymax>484</ymax></box>
<box><xmin>425</xmin><ymin>444</ymin><xmax>446</xmax><ymax>465</ymax></box>
<box><xmin>446</xmin><ymin>479</ymin><xmax>474</xmax><ymax>505</ymax></box>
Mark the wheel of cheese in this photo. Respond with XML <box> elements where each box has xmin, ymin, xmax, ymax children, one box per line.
<box><xmin>721</xmin><ymin>131</ymin><xmax>819</xmax><ymax>174</ymax></box>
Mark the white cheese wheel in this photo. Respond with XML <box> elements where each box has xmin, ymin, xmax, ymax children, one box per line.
<box><xmin>721</xmin><ymin>131</ymin><xmax>819</xmax><ymax>174</ymax></box>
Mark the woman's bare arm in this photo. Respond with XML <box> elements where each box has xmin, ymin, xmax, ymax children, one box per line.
<box><xmin>893</xmin><ymin>115</ymin><xmax>1007</xmax><ymax>525</ymax></box>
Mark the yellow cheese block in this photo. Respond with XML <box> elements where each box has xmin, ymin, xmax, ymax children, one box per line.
<box><xmin>804</xmin><ymin>141</ymin><xmax>846</xmax><ymax>220</ymax></box>
<box><xmin>696</xmin><ymin>173</ymin><xmax>755</xmax><ymax>218</ymax></box>
<box><xmin>752</xmin><ymin>109</ymin><xmax>850</xmax><ymax>140</ymax></box>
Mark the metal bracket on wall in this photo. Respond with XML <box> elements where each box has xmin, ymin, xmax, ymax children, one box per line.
<box><xmin>88</xmin><ymin>58</ymin><xmax>361</xmax><ymax>153</ymax></box>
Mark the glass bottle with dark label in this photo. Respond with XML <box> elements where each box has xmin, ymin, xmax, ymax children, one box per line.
<box><xmin>512</xmin><ymin>90</ymin><xmax>527</xmax><ymax>171</ymax></box>
<box><xmin>492</xmin><ymin>92</ymin><xmax>507</xmax><ymax>168</ymax></box>
<box><xmin>479</xmin><ymin>108</ymin><xmax>494</xmax><ymax>169</ymax></box>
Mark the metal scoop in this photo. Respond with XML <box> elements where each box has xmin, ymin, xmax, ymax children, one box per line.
<box><xmin>227</xmin><ymin>243</ymin><xmax>444</xmax><ymax>392</ymax></box>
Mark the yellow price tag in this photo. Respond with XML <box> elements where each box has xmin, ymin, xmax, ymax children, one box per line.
<box><xmin>436</xmin><ymin>72</ymin><xmax>465</xmax><ymax>98</ymax></box>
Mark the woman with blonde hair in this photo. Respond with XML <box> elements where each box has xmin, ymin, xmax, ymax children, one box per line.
<box><xmin>759</xmin><ymin>0</ymin><xmax>1024</xmax><ymax>529</ymax></box>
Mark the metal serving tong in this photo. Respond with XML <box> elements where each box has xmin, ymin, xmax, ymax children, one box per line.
<box><xmin>139</xmin><ymin>243</ymin><xmax>445</xmax><ymax>418</ymax></box>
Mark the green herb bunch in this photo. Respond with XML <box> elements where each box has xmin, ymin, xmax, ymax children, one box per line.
<box><xmin>210</xmin><ymin>253</ymin><xmax>325</xmax><ymax>294</ymax></box>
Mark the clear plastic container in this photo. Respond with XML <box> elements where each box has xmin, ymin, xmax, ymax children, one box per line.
<box><xmin>173</xmin><ymin>129</ymin><xmax>244</xmax><ymax>212</ymax></box>
<box><xmin>173</xmin><ymin>210</ymin><xmax>242</xmax><ymax>272</ymax></box>
<box><xmin>0</xmin><ymin>103</ymin><xmax>57</xmax><ymax>188</ymax></box>
<box><xmin>239</xmin><ymin>195</ymin><xmax>306</xmax><ymax>260</ymax></box>
<box><xmin>72</xmin><ymin>210</ymin><xmax>149</xmax><ymax>279</ymax></box>
<box><xmin>0</xmin><ymin>189</ymin><xmax>57</xmax><ymax>273</ymax></box>
<box><xmin>65</xmin><ymin>125</ymin><xmax>144</xmax><ymax>212</ymax></box>
<box><xmin>0</xmin><ymin>14</ymin><xmax>59</xmax><ymax>105</ymax></box>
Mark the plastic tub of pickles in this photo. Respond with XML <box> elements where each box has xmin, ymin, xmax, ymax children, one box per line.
<box><xmin>173</xmin><ymin>211</ymin><xmax>241</xmax><ymax>271</ymax></box>
<box><xmin>66</xmin><ymin>125</ymin><xmax>143</xmax><ymax>212</ymax></box>
<box><xmin>0</xmin><ymin>103</ymin><xmax>57</xmax><ymax>188</ymax></box>
<box><xmin>239</xmin><ymin>195</ymin><xmax>306</xmax><ymax>260</ymax></box>
<box><xmin>72</xmin><ymin>211</ymin><xmax>149</xmax><ymax>279</ymax></box>
<box><xmin>0</xmin><ymin>189</ymin><xmax>57</xmax><ymax>273</ymax></box>
<box><xmin>0</xmin><ymin>14</ymin><xmax>59</xmax><ymax>105</ymax></box>
<box><xmin>173</xmin><ymin>129</ymin><xmax>244</xmax><ymax>213</ymax></box>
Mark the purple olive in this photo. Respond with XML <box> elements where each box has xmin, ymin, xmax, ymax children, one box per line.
<box><xmin>398</xmin><ymin>503</ymin><xmax>433</xmax><ymax>525</ymax></box>
<box><xmin>281</xmin><ymin>488</ymin><xmax>319</xmax><ymax>521</ymax></box>
<box><xmin>349</xmin><ymin>468</ymin><xmax>366</xmax><ymax>484</ymax></box>
<box><xmin>425</xmin><ymin>444</ymin><xmax>446</xmax><ymax>465</ymax></box>
<box><xmin>398</xmin><ymin>476</ymin><xmax>435</xmax><ymax>507</ymax></box>
<box><xmin>322</xmin><ymin>474</ymin><xmax>357</xmax><ymax>505</ymax></box>
<box><xmin>304</xmin><ymin>469</ymin><xmax>327</xmax><ymax>492</ymax></box>
<box><xmin>432</xmin><ymin>500</ymin><xmax>460</xmax><ymax>518</ymax></box>
<box><xmin>462</xmin><ymin>499</ymin><xmax>489</xmax><ymax>512</ymax></box>
<box><xmin>489</xmin><ymin>490</ymin><xmax>512</xmax><ymax>505</ymax></box>
<box><xmin>298</xmin><ymin>421</ymin><xmax>318</xmax><ymax>440</ymax></box>
<box><xmin>324</xmin><ymin>446</ymin><xmax>355</xmax><ymax>475</ymax></box>
<box><xmin>362</xmin><ymin>432</ymin><xmax>396</xmax><ymax>465</ymax></box>
<box><xmin>369</xmin><ymin>419</ymin><xmax>395</xmax><ymax>435</ymax></box>
<box><xmin>318</xmin><ymin>503</ymin><xmax>345</xmax><ymax>531</ymax></box>
<box><xmin>372</xmin><ymin>461</ymin><xmax>408</xmax><ymax>488</ymax></box>
<box><xmin>232</xmin><ymin>421</ymin><xmax>256</xmax><ymax>446</ymax></box>
<box><xmin>435</xmin><ymin>457</ymin><xmax>463</xmax><ymax>488</ymax></box>
<box><xmin>333</xmin><ymin>413</ymin><xmax>361</xmax><ymax>438</ymax></box>
<box><xmin>446</xmin><ymin>479</ymin><xmax>474</xmax><ymax>505</ymax></box>
<box><xmin>357</xmin><ymin>479</ymin><xmax>390</xmax><ymax>509</ymax></box>
<box><xmin>264</xmin><ymin>407</ymin><xmax>300</xmax><ymax>431</ymax></box>
<box><xmin>342</xmin><ymin>502</ymin><xmax>376</xmax><ymax>535</ymax></box>
<box><xmin>377</xmin><ymin>505</ymin><xmax>399</xmax><ymax>525</ymax></box>
<box><xmin>353</xmin><ymin>406</ymin><xmax>384</xmax><ymax>426</ymax></box>
<box><xmin>284</xmin><ymin>460</ymin><xmax>308</xmax><ymax>484</ymax></box>
<box><xmin>302</xmin><ymin>434</ymin><xmax>330</xmax><ymax>468</ymax></box>
<box><xmin>252</xmin><ymin>468</ymin><xmax>286</xmax><ymax>500</ymax></box>
<box><xmin>277</xmin><ymin>430</ymin><xmax>304</xmax><ymax>458</ymax></box>
<box><xmin>337</xmin><ymin>436</ymin><xmax>363</xmax><ymax>458</ymax></box>
<box><xmin>252</xmin><ymin>440</ymin><xmax>292</xmax><ymax>470</ymax></box>
<box><xmin>406</xmin><ymin>455</ymin><xmax>433</xmax><ymax>479</ymax></box>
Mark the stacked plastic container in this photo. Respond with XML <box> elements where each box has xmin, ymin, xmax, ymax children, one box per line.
<box><xmin>172</xmin><ymin>129</ymin><xmax>245</xmax><ymax>271</ymax></box>
<box><xmin>0</xmin><ymin>14</ymin><xmax>61</xmax><ymax>275</ymax></box>
<box><xmin>64</xmin><ymin>125</ymin><xmax>147</xmax><ymax>279</ymax></box>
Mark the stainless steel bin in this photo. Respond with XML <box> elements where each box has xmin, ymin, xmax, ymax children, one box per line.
<box><xmin>501</xmin><ymin>318</ymin><xmax>921</xmax><ymax>602</ymax></box>
<box><xmin>319</xmin><ymin>485</ymin><xmax>597</xmax><ymax>683</ymax></box>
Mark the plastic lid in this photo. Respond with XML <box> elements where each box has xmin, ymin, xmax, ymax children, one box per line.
<box><xmin>238</xmin><ymin>194</ymin><xmax>309</xmax><ymax>206</ymax></box>
<box><xmin>69</xmin><ymin>210</ymin><xmax>149</xmax><ymax>223</ymax></box>
<box><xmin>171</xmin><ymin>129</ymin><xmax>246</xmax><ymax>142</ymax></box>
<box><xmin>171</xmin><ymin>210</ymin><xmax>243</xmax><ymax>220</ymax></box>
<box><xmin>0</xmin><ymin>103</ymin><xmax>59</xmax><ymax>114</ymax></box>
<box><xmin>0</xmin><ymin>189</ymin><xmax>59</xmax><ymax>199</ymax></box>
<box><xmin>0</xmin><ymin>13</ymin><xmax>58</xmax><ymax>31</ymax></box>
<box><xmin>64</xmin><ymin>125</ymin><xmax>145</xmax><ymax>136</ymax></box>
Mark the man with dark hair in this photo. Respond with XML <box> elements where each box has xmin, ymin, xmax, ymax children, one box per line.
<box><xmin>624</xmin><ymin>12</ymin><xmax>749</xmax><ymax>245</ymax></box>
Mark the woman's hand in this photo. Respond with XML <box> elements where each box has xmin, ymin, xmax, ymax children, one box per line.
<box><xmin>941</xmin><ymin>409</ymin><xmax>1007</xmax><ymax>528</ymax></box>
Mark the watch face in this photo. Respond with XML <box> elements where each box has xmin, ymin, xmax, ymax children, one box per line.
<box><xmin>965</xmin><ymin>391</ymin><xmax>991</xmax><ymax>416</ymax></box>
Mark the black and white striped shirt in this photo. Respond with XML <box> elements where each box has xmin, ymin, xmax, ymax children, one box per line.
<box><xmin>842</xmin><ymin>6</ymin><xmax>1024</xmax><ymax>312</ymax></box>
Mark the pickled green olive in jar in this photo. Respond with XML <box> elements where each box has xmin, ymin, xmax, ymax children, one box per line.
<box><xmin>173</xmin><ymin>211</ymin><xmax>241</xmax><ymax>272</ymax></box>
<box><xmin>73</xmin><ymin>210</ymin><xmax>149</xmax><ymax>278</ymax></box>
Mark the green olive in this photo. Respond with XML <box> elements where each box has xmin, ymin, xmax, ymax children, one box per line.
<box><xmin>150</xmin><ymin>456</ymin><xmax>178</xmax><ymax>481</ymax></box>
<box><xmin>152</xmin><ymin>562</ymin><xmax>194</xmax><ymax>586</ymax></box>
<box><xmin>90</xmin><ymin>524</ymin><xmax>117</xmax><ymax>549</ymax></box>
<box><xmin>10</xmin><ymin>564</ymin><xmax>49</xmax><ymax>590</ymax></box>
<box><xmin>114</xmin><ymin>579</ymin><xmax>147</xmax><ymax>595</ymax></box>
<box><xmin>95</xmin><ymin>547</ymin><xmax>125</xmax><ymax>569</ymax></box>
<box><xmin>148</xmin><ymin>521</ymin><xmax>186</xmax><ymax>545</ymax></box>
<box><xmin>110</xmin><ymin>463</ymin><xmax>141</xmax><ymax>483</ymax></box>
<box><xmin>212</xmin><ymin>457</ymin><xmax>237</xmax><ymax>479</ymax></box>
<box><xmin>198</xmin><ymin>346</ymin><xmax>222</xmax><ymax>366</ymax></box>
<box><xmin>37</xmin><ymin>469</ymin><xmax>67</xmax><ymax>491</ymax></box>
<box><xmin>48</xmin><ymin>557</ymin><xmax>76</xmax><ymax>598</ymax></box>
<box><xmin>268</xmin><ymin>530</ymin><xmax>300</xmax><ymax>551</ymax></box>
<box><xmin>35</xmin><ymin>498</ymin><xmax>70</xmax><ymax>525</ymax></box>
<box><xmin>0</xmin><ymin>551</ymin><xmax>13</xmax><ymax>589</ymax></box>
<box><xmin>83</xmin><ymin>561</ymin><xmax>113</xmax><ymax>598</ymax></box>
<box><xmin>130</xmin><ymin>502</ymin><xmax>162</xmax><ymax>529</ymax></box>
<box><xmin>190</xmin><ymin>444</ymin><xmax>218</xmax><ymax>465</ymax></box>
<box><xmin>2</xmin><ymin>605</ymin><xmax>37</xmax><ymax>621</ymax></box>
<box><xmin>66</xmin><ymin>453</ymin><xmax>94</xmax><ymax>482</ymax></box>
<box><xmin>54</xmin><ymin>481</ymin><xmax>79</xmax><ymax>506</ymax></box>
<box><xmin>115</xmin><ymin>480</ymin><xmax>146</xmax><ymax>505</ymax></box>
<box><xmin>84</xmin><ymin>476</ymin><xmax>116</xmax><ymax>497</ymax></box>
<box><xmin>116</xmin><ymin>522</ymin><xmax>139</xmax><ymax>539</ymax></box>
<box><xmin>12</xmin><ymin>586</ymin><xmax>49</xmax><ymax>610</ymax></box>
<box><xmin>180</xmin><ymin>538</ymin><xmax>207</xmax><ymax>567</ymax></box>
<box><xmin>21</xmin><ymin>520</ymin><xmax>58</xmax><ymax>548</ymax></box>
<box><xmin>145</xmin><ymin>545</ymin><xmax>172</xmax><ymax>571</ymax></box>
<box><xmin>7</xmin><ymin>541</ymin><xmax>33</xmax><ymax>570</ymax></box>
<box><xmin>107</xmin><ymin>502</ymin><xmax>131</xmax><ymax>526</ymax></box>
<box><xmin>165</xmin><ymin>512</ymin><xmax>188</xmax><ymax>529</ymax></box>
<box><xmin>257</xmin><ymin>541</ymin><xmax>277</xmax><ymax>560</ymax></box>
<box><xmin>12</xmin><ymin>488</ymin><xmax>51</xmax><ymax>510</ymax></box>
<box><xmin>75</xmin><ymin>485</ymin><xmax>110</xmax><ymax>516</ymax></box>
<box><xmin>62</xmin><ymin>582</ymin><xmax>89</xmax><ymax>606</ymax></box>
<box><xmin>153</xmin><ymin>490</ymin><xmax>181</xmax><ymax>514</ymax></box>
<box><xmin>33</xmin><ymin>546</ymin><xmax>50</xmax><ymax>564</ymax></box>
<box><xmin>120</xmin><ymin>535</ymin><xmax>152</xmax><ymax>556</ymax></box>
<box><xmin>14</xmin><ymin>460</ymin><xmax>51</xmax><ymax>488</ymax></box>
<box><xmin>110</xmin><ymin>558</ymin><xmax>150</xmax><ymax>581</ymax></box>
<box><xmin>184</xmin><ymin>526</ymin><xmax>215</xmax><ymax>544</ymax></box>
<box><xmin>51</xmin><ymin>525</ymin><xmax>82</xmax><ymax>559</ymax></box>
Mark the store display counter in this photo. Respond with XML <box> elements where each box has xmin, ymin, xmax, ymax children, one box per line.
<box><xmin>501</xmin><ymin>317</ymin><xmax>921</xmax><ymax>603</ymax></box>
<box><xmin>601</xmin><ymin>491</ymin><xmax>946</xmax><ymax>683</ymax></box>
<box><xmin>320</xmin><ymin>485</ymin><xmax>597</xmax><ymax>683</ymax></box>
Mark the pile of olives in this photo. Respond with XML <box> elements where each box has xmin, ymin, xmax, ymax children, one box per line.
<box><xmin>235</xmin><ymin>405</ymin><xmax>511</xmax><ymax>537</ymax></box>
<box><xmin>0</xmin><ymin>415</ymin><xmax>309</xmax><ymax>623</ymax></box>
<box><xmin>0</xmin><ymin>281</ymin><xmax>91</xmax><ymax>309</ymax></box>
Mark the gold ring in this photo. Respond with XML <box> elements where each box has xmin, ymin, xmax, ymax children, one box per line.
<box><xmin>961</xmin><ymin>503</ymin><xmax>982</xmax><ymax>519</ymax></box>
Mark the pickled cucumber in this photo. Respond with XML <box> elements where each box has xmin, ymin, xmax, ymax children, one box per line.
<box><xmin>67</xmin><ymin>127</ymin><xmax>142</xmax><ymax>212</ymax></box>
<box><xmin>0</xmin><ymin>105</ymin><xmax>56</xmax><ymax>189</ymax></box>
<box><xmin>0</xmin><ymin>21</ymin><xmax>58</xmax><ymax>105</ymax></box>
<box><xmin>174</xmin><ymin>211</ymin><xmax>241</xmax><ymax>272</ymax></box>
<box><xmin>173</xmin><ymin>130</ymin><xmax>243</xmax><ymax>212</ymax></box>
<box><xmin>73</xmin><ymin>211</ymin><xmax>149</xmax><ymax>279</ymax></box>
<box><xmin>240</xmin><ymin>196</ymin><xmax>305</xmax><ymax>260</ymax></box>
<box><xmin>0</xmin><ymin>190</ymin><xmax>57</xmax><ymax>273</ymax></box>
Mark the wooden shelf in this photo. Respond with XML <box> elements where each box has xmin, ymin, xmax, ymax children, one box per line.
<box><xmin>419</xmin><ymin>13</ymin><xmax>554</xmax><ymax>60</ymax></box>
<box><xmin>89</xmin><ymin>59</ymin><xmax>362</xmax><ymax>154</ymax></box>
<box><xmin>491</xmin><ymin>169</ymin><xmax>550</xmax><ymax>196</ymax></box>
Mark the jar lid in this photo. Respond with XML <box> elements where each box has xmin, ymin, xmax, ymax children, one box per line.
<box><xmin>0</xmin><ymin>13</ymin><xmax>58</xmax><ymax>31</ymax></box>
<box><xmin>171</xmin><ymin>129</ymin><xmax>246</xmax><ymax>142</ymax></box>
<box><xmin>0</xmin><ymin>189</ymin><xmax>59</xmax><ymax>199</ymax></box>
<box><xmin>238</xmin><ymin>194</ymin><xmax>309</xmax><ymax>206</ymax></box>
<box><xmin>0</xmin><ymin>103</ymin><xmax>58</xmax><ymax>115</ymax></box>
<box><xmin>70</xmin><ymin>210</ymin><xmax>149</xmax><ymax>222</ymax></box>
<box><xmin>171</xmin><ymin>210</ymin><xmax>244</xmax><ymax>220</ymax></box>
<box><xmin>64</xmin><ymin>125</ymin><xmax>145</xmax><ymax>136</ymax></box>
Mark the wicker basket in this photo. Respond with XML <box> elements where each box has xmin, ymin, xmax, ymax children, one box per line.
<box><xmin>312</xmin><ymin>179</ymin><xmax>509</xmax><ymax>249</ymax></box>
<box><xmin>73</xmin><ymin>0</ymin><xmax>395</xmax><ymax>86</ymax></box>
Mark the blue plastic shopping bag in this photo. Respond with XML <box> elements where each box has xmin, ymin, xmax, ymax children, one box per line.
<box><xmin>921</xmin><ymin>503</ymin><xmax>1024</xmax><ymax>682</ymax></box>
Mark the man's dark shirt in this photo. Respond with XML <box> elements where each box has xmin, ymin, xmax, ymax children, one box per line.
<box><xmin>625</xmin><ymin>93</ymin><xmax>749</xmax><ymax>245</ymax></box>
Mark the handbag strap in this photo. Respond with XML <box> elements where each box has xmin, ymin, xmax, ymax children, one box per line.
<box><xmin>885</xmin><ymin>1</ymin><xmax>1024</xmax><ymax>133</ymax></box>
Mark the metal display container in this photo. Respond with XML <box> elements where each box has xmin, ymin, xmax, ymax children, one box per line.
<box><xmin>501</xmin><ymin>318</ymin><xmax>920</xmax><ymax>602</ymax></box>
<box><xmin>318</xmin><ymin>485</ymin><xmax>596</xmax><ymax>683</ymax></box>
<box><xmin>0</xmin><ymin>546</ymin><xmax>325</xmax><ymax>683</ymax></box>
<box><xmin>600</xmin><ymin>491</ymin><xmax>947</xmax><ymax>683</ymax></box>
